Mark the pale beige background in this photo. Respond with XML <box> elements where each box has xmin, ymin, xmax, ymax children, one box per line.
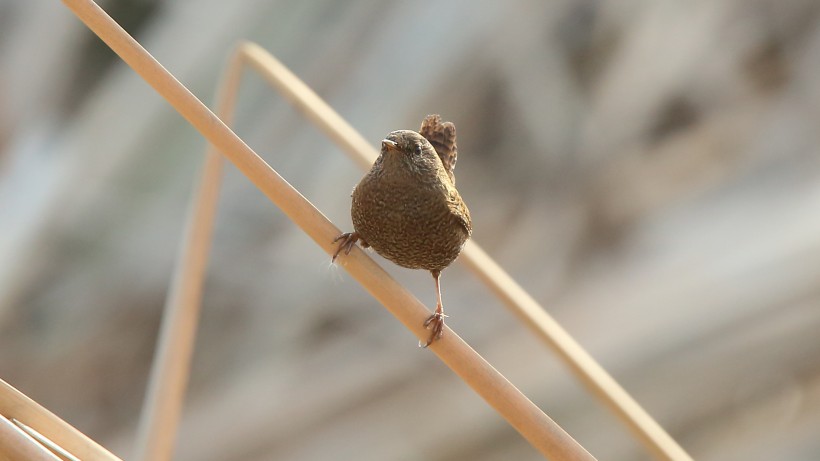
<box><xmin>1</xmin><ymin>1</ymin><xmax>819</xmax><ymax>460</ymax></box>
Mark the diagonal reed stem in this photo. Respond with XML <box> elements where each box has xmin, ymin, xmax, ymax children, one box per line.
<box><xmin>11</xmin><ymin>418</ymin><xmax>82</xmax><ymax>461</ymax></box>
<box><xmin>130</xmin><ymin>47</ymin><xmax>243</xmax><ymax>461</ymax></box>
<box><xmin>0</xmin><ymin>379</ymin><xmax>122</xmax><ymax>461</ymax></box>
<box><xmin>61</xmin><ymin>0</ymin><xmax>596</xmax><ymax>460</ymax></box>
<box><xmin>235</xmin><ymin>42</ymin><xmax>693</xmax><ymax>461</ymax></box>
<box><xmin>0</xmin><ymin>415</ymin><xmax>63</xmax><ymax>461</ymax></box>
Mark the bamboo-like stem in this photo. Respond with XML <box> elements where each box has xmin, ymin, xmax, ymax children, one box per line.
<box><xmin>11</xmin><ymin>419</ymin><xmax>81</xmax><ymax>461</ymax></box>
<box><xmin>0</xmin><ymin>416</ymin><xmax>62</xmax><ymax>461</ymax></box>
<box><xmin>0</xmin><ymin>379</ymin><xmax>122</xmax><ymax>461</ymax></box>
<box><xmin>233</xmin><ymin>42</ymin><xmax>693</xmax><ymax>461</ymax></box>
<box><xmin>131</xmin><ymin>46</ymin><xmax>243</xmax><ymax>461</ymax></box>
<box><xmin>461</xmin><ymin>244</ymin><xmax>695</xmax><ymax>461</ymax></box>
<box><xmin>61</xmin><ymin>1</ymin><xmax>595</xmax><ymax>459</ymax></box>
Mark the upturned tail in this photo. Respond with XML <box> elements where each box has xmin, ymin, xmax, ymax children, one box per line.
<box><xmin>420</xmin><ymin>114</ymin><xmax>458</xmax><ymax>184</ymax></box>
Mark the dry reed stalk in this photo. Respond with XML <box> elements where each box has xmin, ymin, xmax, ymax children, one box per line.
<box><xmin>61</xmin><ymin>0</ymin><xmax>596</xmax><ymax>459</ymax></box>
<box><xmin>130</xmin><ymin>47</ymin><xmax>243</xmax><ymax>461</ymax></box>
<box><xmin>0</xmin><ymin>379</ymin><xmax>122</xmax><ymax>461</ymax></box>
<box><xmin>461</xmin><ymin>245</ymin><xmax>694</xmax><ymax>461</ymax></box>
<box><xmin>11</xmin><ymin>419</ymin><xmax>81</xmax><ymax>461</ymax></box>
<box><xmin>0</xmin><ymin>416</ymin><xmax>62</xmax><ymax>461</ymax></box>
<box><xmin>234</xmin><ymin>42</ymin><xmax>693</xmax><ymax>461</ymax></box>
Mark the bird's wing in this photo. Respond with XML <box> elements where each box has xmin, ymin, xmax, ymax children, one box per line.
<box><xmin>447</xmin><ymin>187</ymin><xmax>472</xmax><ymax>236</ymax></box>
<box><xmin>420</xmin><ymin>114</ymin><xmax>458</xmax><ymax>184</ymax></box>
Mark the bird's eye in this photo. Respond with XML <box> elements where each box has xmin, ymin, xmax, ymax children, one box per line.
<box><xmin>414</xmin><ymin>144</ymin><xmax>423</xmax><ymax>155</ymax></box>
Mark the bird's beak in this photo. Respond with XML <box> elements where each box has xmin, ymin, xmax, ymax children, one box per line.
<box><xmin>382</xmin><ymin>139</ymin><xmax>399</xmax><ymax>151</ymax></box>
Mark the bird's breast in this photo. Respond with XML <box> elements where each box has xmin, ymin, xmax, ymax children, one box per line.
<box><xmin>351</xmin><ymin>174</ymin><xmax>469</xmax><ymax>271</ymax></box>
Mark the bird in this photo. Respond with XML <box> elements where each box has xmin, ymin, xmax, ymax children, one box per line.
<box><xmin>332</xmin><ymin>114</ymin><xmax>472</xmax><ymax>347</ymax></box>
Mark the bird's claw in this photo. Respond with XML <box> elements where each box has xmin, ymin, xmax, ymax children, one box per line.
<box><xmin>420</xmin><ymin>311</ymin><xmax>447</xmax><ymax>348</ymax></box>
<box><xmin>332</xmin><ymin>232</ymin><xmax>359</xmax><ymax>262</ymax></box>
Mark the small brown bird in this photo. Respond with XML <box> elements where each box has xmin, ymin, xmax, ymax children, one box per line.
<box><xmin>333</xmin><ymin>115</ymin><xmax>472</xmax><ymax>347</ymax></box>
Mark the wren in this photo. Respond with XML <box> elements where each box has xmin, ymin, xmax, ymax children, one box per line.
<box><xmin>333</xmin><ymin>115</ymin><xmax>472</xmax><ymax>347</ymax></box>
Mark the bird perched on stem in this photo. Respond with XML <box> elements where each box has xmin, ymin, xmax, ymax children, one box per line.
<box><xmin>333</xmin><ymin>114</ymin><xmax>472</xmax><ymax>347</ymax></box>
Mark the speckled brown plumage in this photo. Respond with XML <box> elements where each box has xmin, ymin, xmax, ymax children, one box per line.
<box><xmin>333</xmin><ymin>115</ymin><xmax>471</xmax><ymax>347</ymax></box>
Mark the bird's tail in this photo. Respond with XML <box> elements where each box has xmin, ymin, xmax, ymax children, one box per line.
<box><xmin>420</xmin><ymin>114</ymin><xmax>458</xmax><ymax>184</ymax></box>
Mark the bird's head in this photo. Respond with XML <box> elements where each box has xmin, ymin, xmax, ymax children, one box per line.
<box><xmin>379</xmin><ymin>130</ymin><xmax>441</xmax><ymax>169</ymax></box>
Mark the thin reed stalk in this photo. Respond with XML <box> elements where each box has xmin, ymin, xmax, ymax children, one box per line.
<box><xmin>130</xmin><ymin>44</ymin><xmax>244</xmax><ymax>461</ymax></box>
<box><xmin>0</xmin><ymin>416</ymin><xmax>63</xmax><ymax>461</ymax></box>
<box><xmin>234</xmin><ymin>41</ymin><xmax>693</xmax><ymax>461</ymax></box>
<box><xmin>11</xmin><ymin>419</ymin><xmax>81</xmax><ymax>461</ymax></box>
<box><xmin>61</xmin><ymin>0</ymin><xmax>596</xmax><ymax>459</ymax></box>
<box><xmin>0</xmin><ymin>379</ymin><xmax>122</xmax><ymax>461</ymax></box>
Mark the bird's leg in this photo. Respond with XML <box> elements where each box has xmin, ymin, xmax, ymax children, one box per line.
<box><xmin>422</xmin><ymin>270</ymin><xmax>447</xmax><ymax>347</ymax></box>
<box><xmin>331</xmin><ymin>232</ymin><xmax>368</xmax><ymax>262</ymax></box>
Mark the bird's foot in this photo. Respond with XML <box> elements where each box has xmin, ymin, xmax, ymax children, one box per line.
<box><xmin>332</xmin><ymin>232</ymin><xmax>367</xmax><ymax>262</ymax></box>
<box><xmin>420</xmin><ymin>311</ymin><xmax>448</xmax><ymax>348</ymax></box>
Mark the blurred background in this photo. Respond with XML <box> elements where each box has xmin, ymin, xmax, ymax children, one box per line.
<box><xmin>2</xmin><ymin>0</ymin><xmax>820</xmax><ymax>460</ymax></box>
